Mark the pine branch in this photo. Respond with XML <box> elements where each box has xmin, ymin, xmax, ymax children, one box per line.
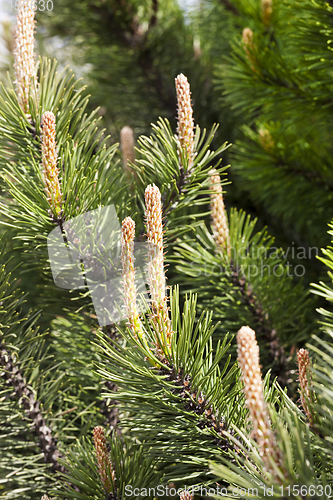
<box><xmin>162</xmin><ymin>164</ymin><xmax>192</xmax><ymax>219</ymax></box>
<box><xmin>206</xmin><ymin>168</ymin><xmax>288</xmax><ymax>386</ymax></box>
<box><xmin>88</xmin><ymin>0</ymin><xmax>176</xmax><ymax>115</ymax></box>
<box><xmin>137</xmin><ymin>47</ymin><xmax>176</xmax><ymax>116</ymax></box>
<box><xmin>277</xmin><ymin>160</ymin><xmax>333</xmax><ymax>191</ymax></box>
<box><xmin>97</xmin><ymin>278</ymin><xmax>246</xmax><ymax>479</ymax></box>
<box><xmin>61</xmin><ymin>431</ymin><xmax>161</xmax><ymax>499</ymax></box>
<box><xmin>160</xmin><ymin>364</ymin><xmax>236</xmax><ymax>454</ymax></box>
<box><xmin>0</xmin><ymin>344</ymin><xmax>65</xmax><ymax>473</ymax></box>
<box><xmin>230</xmin><ymin>265</ymin><xmax>289</xmax><ymax>386</ymax></box>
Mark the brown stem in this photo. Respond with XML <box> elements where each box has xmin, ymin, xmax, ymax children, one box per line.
<box><xmin>162</xmin><ymin>165</ymin><xmax>193</xmax><ymax>223</ymax></box>
<box><xmin>102</xmin><ymin>325</ymin><xmax>120</xmax><ymax>433</ymax></box>
<box><xmin>230</xmin><ymin>266</ymin><xmax>289</xmax><ymax>386</ymax></box>
<box><xmin>160</xmin><ymin>365</ymin><xmax>241</xmax><ymax>455</ymax></box>
<box><xmin>0</xmin><ymin>344</ymin><xmax>65</xmax><ymax>473</ymax></box>
<box><xmin>0</xmin><ymin>343</ymin><xmax>83</xmax><ymax>493</ymax></box>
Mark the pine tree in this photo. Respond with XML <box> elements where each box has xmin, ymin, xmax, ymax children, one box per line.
<box><xmin>35</xmin><ymin>0</ymin><xmax>223</xmax><ymax>140</ymax></box>
<box><xmin>35</xmin><ymin>0</ymin><xmax>333</xmax><ymax>284</ymax></box>
<box><xmin>213</xmin><ymin>0</ymin><xmax>333</xmax><ymax>258</ymax></box>
<box><xmin>1</xmin><ymin>2</ymin><xmax>333</xmax><ymax>500</ymax></box>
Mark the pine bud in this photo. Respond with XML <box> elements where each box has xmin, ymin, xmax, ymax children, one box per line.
<box><xmin>41</xmin><ymin>111</ymin><xmax>62</xmax><ymax>216</ymax></box>
<box><xmin>120</xmin><ymin>126</ymin><xmax>135</xmax><ymax>172</ymax></box>
<box><xmin>237</xmin><ymin>326</ymin><xmax>285</xmax><ymax>478</ymax></box>
<box><xmin>13</xmin><ymin>0</ymin><xmax>36</xmax><ymax>117</ymax></box>
<box><xmin>179</xmin><ymin>491</ymin><xmax>194</xmax><ymax>500</ymax></box>
<box><xmin>121</xmin><ymin>217</ymin><xmax>144</xmax><ymax>338</ymax></box>
<box><xmin>297</xmin><ymin>349</ymin><xmax>313</xmax><ymax>424</ymax></box>
<box><xmin>175</xmin><ymin>73</ymin><xmax>195</xmax><ymax>171</ymax></box>
<box><xmin>242</xmin><ymin>28</ymin><xmax>257</xmax><ymax>72</ymax></box>
<box><xmin>261</xmin><ymin>0</ymin><xmax>273</xmax><ymax>26</ymax></box>
<box><xmin>93</xmin><ymin>426</ymin><xmax>115</xmax><ymax>493</ymax></box>
<box><xmin>258</xmin><ymin>126</ymin><xmax>274</xmax><ymax>153</ymax></box>
<box><xmin>145</xmin><ymin>184</ymin><xmax>172</xmax><ymax>349</ymax></box>
<box><xmin>209</xmin><ymin>170</ymin><xmax>230</xmax><ymax>256</ymax></box>
<box><xmin>242</xmin><ymin>27</ymin><xmax>253</xmax><ymax>48</ymax></box>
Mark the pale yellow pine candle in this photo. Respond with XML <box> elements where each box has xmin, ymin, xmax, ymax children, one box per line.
<box><xmin>209</xmin><ymin>169</ymin><xmax>230</xmax><ymax>255</ymax></box>
<box><xmin>261</xmin><ymin>0</ymin><xmax>273</xmax><ymax>26</ymax></box>
<box><xmin>120</xmin><ymin>126</ymin><xmax>135</xmax><ymax>172</ymax></box>
<box><xmin>41</xmin><ymin>111</ymin><xmax>62</xmax><ymax>216</ymax></box>
<box><xmin>13</xmin><ymin>0</ymin><xmax>37</xmax><ymax>117</ymax></box>
<box><xmin>242</xmin><ymin>28</ymin><xmax>258</xmax><ymax>73</ymax></box>
<box><xmin>237</xmin><ymin>326</ymin><xmax>285</xmax><ymax>479</ymax></box>
<box><xmin>121</xmin><ymin>217</ymin><xmax>144</xmax><ymax>339</ymax></box>
<box><xmin>145</xmin><ymin>184</ymin><xmax>173</xmax><ymax>350</ymax></box>
<box><xmin>175</xmin><ymin>74</ymin><xmax>195</xmax><ymax>171</ymax></box>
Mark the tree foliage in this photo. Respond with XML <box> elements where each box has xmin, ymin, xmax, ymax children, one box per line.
<box><xmin>1</xmin><ymin>1</ymin><xmax>333</xmax><ymax>499</ymax></box>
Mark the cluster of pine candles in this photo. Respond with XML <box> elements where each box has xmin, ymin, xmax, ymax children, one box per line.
<box><xmin>9</xmin><ymin>0</ymin><xmax>315</xmax><ymax>498</ymax></box>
